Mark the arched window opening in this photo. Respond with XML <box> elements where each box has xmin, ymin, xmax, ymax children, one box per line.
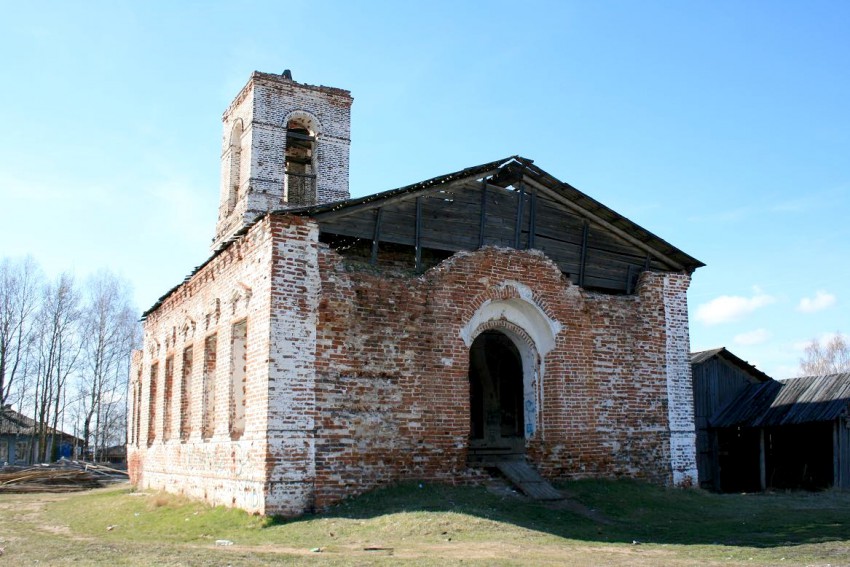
<box><xmin>201</xmin><ymin>334</ymin><xmax>217</xmax><ymax>440</ymax></box>
<box><xmin>227</xmin><ymin>121</ymin><xmax>243</xmax><ymax>212</ymax></box>
<box><xmin>179</xmin><ymin>346</ymin><xmax>193</xmax><ymax>441</ymax></box>
<box><xmin>229</xmin><ymin>319</ymin><xmax>247</xmax><ymax>440</ymax></box>
<box><xmin>284</xmin><ymin>117</ymin><xmax>317</xmax><ymax>206</ymax></box>
<box><xmin>163</xmin><ymin>356</ymin><xmax>174</xmax><ymax>440</ymax></box>
<box><xmin>147</xmin><ymin>362</ymin><xmax>159</xmax><ymax>446</ymax></box>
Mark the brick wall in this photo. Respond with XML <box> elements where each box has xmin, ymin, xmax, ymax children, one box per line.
<box><xmin>663</xmin><ymin>273</ymin><xmax>698</xmax><ymax>486</ymax></box>
<box><xmin>131</xmin><ymin>215</ymin><xmax>697</xmax><ymax>516</ymax></box>
<box><xmin>263</xmin><ymin>215</ymin><xmax>322</xmax><ymax>514</ymax></box>
<box><xmin>312</xmin><ymin>244</ymin><xmax>696</xmax><ymax>507</ymax></box>
<box><xmin>129</xmin><ymin>216</ymin><xmax>276</xmax><ymax>514</ymax></box>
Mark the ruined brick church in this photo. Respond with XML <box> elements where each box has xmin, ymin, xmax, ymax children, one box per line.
<box><xmin>128</xmin><ymin>70</ymin><xmax>704</xmax><ymax>515</ymax></box>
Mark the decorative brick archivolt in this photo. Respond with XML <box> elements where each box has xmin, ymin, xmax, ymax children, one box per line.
<box><xmin>282</xmin><ymin>109</ymin><xmax>323</xmax><ymax>135</ymax></box>
<box><xmin>460</xmin><ymin>281</ymin><xmax>561</xmax><ymax>355</ymax></box>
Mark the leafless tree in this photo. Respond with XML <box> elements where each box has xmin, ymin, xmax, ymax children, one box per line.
<box><xmin>77</xmin><ymin>271</ymin><xmax>139</xmax><ymax>460</ymax></box>
<box><xmin>0</xmin><ymin>257</ymin><xmax>41</xmax><ymax>407</ymax></box>
<box><xmin>2</xmin><ymin>257</ymin><xmax>139</xmax><ymax>464</ymax></box>
<box><xmin>29</xmin><ymin>272</ymin><xmax>81</xmax><ymax>462</ymax></box>
<box><xmin>799</xmin><ymin>334</ymin><xmax>850</xmax><ymax>376</ymax></box>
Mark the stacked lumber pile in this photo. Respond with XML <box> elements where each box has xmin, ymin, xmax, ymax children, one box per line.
<box><xmin>0</xmin><ymin>460</ymin><xmax>128</xmax><ymax>493</ymax></box>
<box><xmin>0</xmin><ymin>468</ymin><xmax>100</xmax><ymax>492</ymax></box>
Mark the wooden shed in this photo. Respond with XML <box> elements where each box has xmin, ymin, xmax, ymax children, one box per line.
<box><xmin>710</xmin><ymin>373</ymin><xmax>850</xmax><ymax>492</ymax></box>
<box><xmin>691</xmin><ymin>348</ymin><xmax>772</xmax><ymax>491</ymax></box>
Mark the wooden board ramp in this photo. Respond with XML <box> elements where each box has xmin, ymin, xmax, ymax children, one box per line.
<box><xmin>495</xmin><ymin>461</ymin><xmax>563</xmax><ymax>501</ymax></box>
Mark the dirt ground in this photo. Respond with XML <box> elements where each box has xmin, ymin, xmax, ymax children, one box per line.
<box><xmin>1</xmin><ymin>483</ymin><xmax>848</xmax><ymax>566</ymax></box>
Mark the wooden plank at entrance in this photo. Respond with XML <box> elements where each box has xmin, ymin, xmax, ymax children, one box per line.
<box><xmin>495</xmin><ymin>461</ymin><xmax>563</xmax><ymax>501</ymax></box>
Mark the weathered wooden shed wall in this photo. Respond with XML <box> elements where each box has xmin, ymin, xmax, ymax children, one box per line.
<box><xmin>690</xmin><ymin>348</ymin><xmax>771</xmax><ymax>490</ymax></box>
<box><xmin>837</xmin><ymin>417</ymin><xmax>850</xmax><ymax>490</ymax></box>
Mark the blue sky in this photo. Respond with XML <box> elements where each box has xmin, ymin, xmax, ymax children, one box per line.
<box><xmin>1</xmin><ymin>1</ymin><xmax>847</xmax><ymax>379</ymax></box>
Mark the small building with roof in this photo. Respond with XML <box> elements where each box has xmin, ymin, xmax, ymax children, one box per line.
<box><xmin>710</xmin><ymin>372</ymin><xmax>850</xmax><ymax>492</ymax></box>
<box><xmin>690</xmin><ymin>348</ymin><xmax>773</xmax><ymax>491</ymax></box>
<box><xmin>1</xmin><ymin>404</ymin><xmax>83</xmax><ymax>465</ymax></box>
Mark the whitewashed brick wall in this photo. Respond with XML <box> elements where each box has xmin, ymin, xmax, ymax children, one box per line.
<box><xmin>663</xmin><ymin>273</ymin><xmax>698</xmax><ymax>486</ymax></box>
<box><xmin>129</xmin><ymin>217</ymin><xmax>276</xmax><ymax>514</ymax></box>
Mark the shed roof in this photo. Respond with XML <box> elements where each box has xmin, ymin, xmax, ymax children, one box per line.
<box><xmin>710</xmin><ymin>373</ymin><xmax>850</xmax><ymax>428</ymax></box>
<box><xmin>691</xmin><ymin>347</ymin><xmax>773</xmax><ymax>383</ymax></box>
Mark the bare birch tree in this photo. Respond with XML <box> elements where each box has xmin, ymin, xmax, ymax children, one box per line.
<box><xmin>29</xmin><ymin>272</ymin><xmax>81</xmax><ymax>462</ymax></box>
<box><xmin>77</xmin><ymin>271</ymin><xmax>138</xmax><ymax>460</ymax></box>
<box><xmin>1</xmin><ymin>257</ymin><xmax>139</xmax><ymax>464</ymax></box>
<box><xmin>0</xmin><ymin>257</ymin><xmax>41</xmax><ymax>407</ymax></box>
<box><xmin>799</xmin><ymin>334</ymin><xmax>850</xmax><ymax>376</ymax></box>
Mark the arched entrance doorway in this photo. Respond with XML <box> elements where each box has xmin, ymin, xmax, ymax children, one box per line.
<box><xmin>469</xmin><ymin>330</ymin><xmax>526</xmax><ymax>461</ymax></box>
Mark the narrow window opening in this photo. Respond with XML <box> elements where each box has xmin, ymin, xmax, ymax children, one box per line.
<box><xmin>15</xmin><ymin>441</ymin><xmax>28</xmax><ymax>464</ymax></box>
<box><xmin>180</xmin><ymin>346</ymin><xmax>193</xmax><ymax>441</ymax></box>
<box><xmin>133</xmin><ymin>366</ymin><xmax>142</xmax><ymax>446</ymax></box>
<box><xmin>202</xmin><ymin>335</ymin><xmax>217</xmax><ymax>440</ymax></box>
<box><xmin>229</xmin><ymin>320</ymin><xmax>247</xmax><ymax>439</ymax></box>
<box><xmin>227</xmin><ymin>121</ymin><xmax>243</xmax><ymax>212</ymax></box>
<box><xmin>163</xmin><ymin>356</ymin><xmax>174</xmax><ymax>440</ymax></box>
<box><xmin>284</xmin><ymin>118</ymin><xmax>316</xmax><ymax>206</ymax></box>
<box><xmin>147</xmin><ymin>362</ymin><xmax>159</xmax><ymax>446</ymax></box>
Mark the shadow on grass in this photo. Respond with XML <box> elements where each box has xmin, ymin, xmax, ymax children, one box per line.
<box><xmin>275</xmin><ymin>478</ymin><xmax>850</xmax><ymax>548</ymax></box>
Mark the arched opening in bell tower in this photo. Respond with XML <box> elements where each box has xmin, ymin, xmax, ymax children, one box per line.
<box><xmin>284</xmin><ymin>116</ymin><xmax>317</xmax><ymax>206</ymax></box>
<box><xmin>226</xmin><ymin>120</ymin><xmax>243</xmax><ymax>212</ymax></box>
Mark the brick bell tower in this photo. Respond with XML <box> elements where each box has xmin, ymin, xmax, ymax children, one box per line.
<box><xmin>212</xmin><ymin>70</ymin><xmax>353</xmax><ymax>251</ymax></box>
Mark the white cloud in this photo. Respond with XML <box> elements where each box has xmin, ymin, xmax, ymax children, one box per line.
<box><xmin>797</xmin><ymin>290</ymin><xmax>836</xmax><ymax>313</ymax></box>
<box><xmin>733</xmin><ymin>328</ymin><xmax>770</xmax><ymax>346</ymax></box>
<box><xmin>695</xmin><ymin>288</ymin><xmax>775</xmax><ymax>325</ymax></box>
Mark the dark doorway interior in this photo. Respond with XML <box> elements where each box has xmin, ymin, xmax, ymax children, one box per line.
<box><xmin>468</xmin><ymin>330</ymin><xmax>525</xmax><ymax>461</ymax></box>
<box><xmin>715</xmin><ymin>422</ymin><xmax>835</xmax><ymax>492</ymax></box>
<box><xmin>716</xmin><ymin>427</ymin><xmax>761</xmax><ymax>492</ymax></box>
<box><xmin>767</xmin><ymin>423</ymin><xmax>834</xmax><ymax>490</ymax></box>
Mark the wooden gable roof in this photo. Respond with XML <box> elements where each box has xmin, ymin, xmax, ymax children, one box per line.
<box><xmin>144</xmin><ymin>156</ymin><xmax>703</xmax><ymax>317</ymax></box>
<box><xmin>287</xmin><ymin>156</ymin><xmax>703</xmax><ymax>294</ymax></box>
<box><xmin>691</xmin><ymin>348</ymin><xmax>773</xmax><ymax>384</ymax></box>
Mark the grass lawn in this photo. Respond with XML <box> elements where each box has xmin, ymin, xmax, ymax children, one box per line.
<box><xmin>1</xmin><ymin>479</ymin><xmax>849</xmax><ymax>565</ymax></box>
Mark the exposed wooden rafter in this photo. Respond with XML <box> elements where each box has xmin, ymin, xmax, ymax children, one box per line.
<box><xmin>520</xmin><ymin>175</ymin><xmax>687</xmax><ymax>272</ymax></box>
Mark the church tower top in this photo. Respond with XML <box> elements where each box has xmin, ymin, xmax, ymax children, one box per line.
<box><xmin>212</xmin><ymin>71</ymin><xmax>353</xmax><ymax>251</ymax></box>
